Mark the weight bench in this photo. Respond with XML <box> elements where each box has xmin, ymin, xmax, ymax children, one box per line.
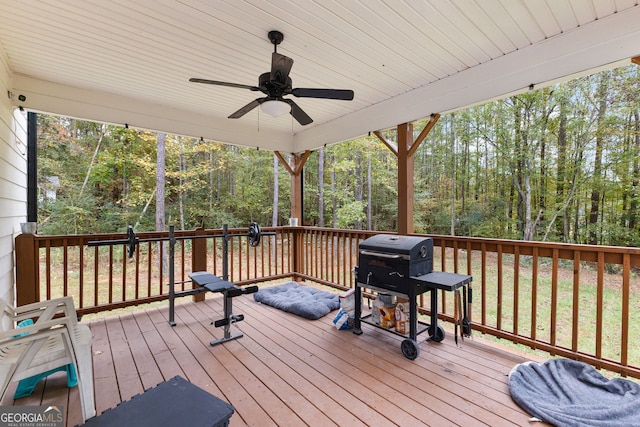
<box><xmin>188</xmin><ymin>272</ymin><xmax>258</xmax><ymax>346</ymax></box>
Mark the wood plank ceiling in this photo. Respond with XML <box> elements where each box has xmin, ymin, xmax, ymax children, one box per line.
<box><xmin>0</xmin><ymin>0</ymin><xmax>639</xmax><ymax>152</ymax></box>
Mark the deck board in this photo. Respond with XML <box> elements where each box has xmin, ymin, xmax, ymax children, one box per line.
<box><xmin>6</xmin><ymin>291</ymin><xmax>541</xmax><ymax>426</ymax></box>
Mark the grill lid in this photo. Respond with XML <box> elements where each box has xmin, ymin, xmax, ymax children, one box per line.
<box><xmin>359</xmin><ymin>234</ymin><xmax>432</xmax><ymax>260</ymax></box>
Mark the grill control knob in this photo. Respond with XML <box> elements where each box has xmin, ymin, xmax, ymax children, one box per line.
<box><xmin>420</xmin><ymin>245</ymin><xmax>427</xmax><ymax>258</ymax></box>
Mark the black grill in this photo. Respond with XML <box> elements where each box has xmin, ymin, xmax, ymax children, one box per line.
<box><xmin>357</xmin><ymin>234</ymin><xmax>433</xmax><ymax>294</ymax></box>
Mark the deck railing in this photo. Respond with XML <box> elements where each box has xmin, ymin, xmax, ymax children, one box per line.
<box><xmin>15</xmin><ymin>226</ymin><xmax>293</xmax><ymax>316</ymax></box>
<box><xmin>14</xmin><ymin>226</ymin><xmax>640</xmax><ymax>378</ymax></box>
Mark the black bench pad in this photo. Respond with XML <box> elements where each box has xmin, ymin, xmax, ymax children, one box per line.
<box><xmin>189</xmin><ymin>272</ymin><xmax>234</xmax><ymax>293</ymax></box>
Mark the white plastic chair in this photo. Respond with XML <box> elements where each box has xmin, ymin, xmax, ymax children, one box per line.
<box><xmin>0</xmin><ymin>297</ymin><xmax>96</xmax><ymax>420</ymax></box>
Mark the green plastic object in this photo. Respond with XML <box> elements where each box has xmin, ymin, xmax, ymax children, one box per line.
<box><xmin>12</xmin><ymin>319</ymin><xmax>77</xmax><ymax>399</ymax></box>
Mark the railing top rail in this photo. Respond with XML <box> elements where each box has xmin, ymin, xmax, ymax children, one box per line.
<box><xmin>23</xmin><ymin>226</ymin><xmax>282</xmax><ymax>247</ymax></box>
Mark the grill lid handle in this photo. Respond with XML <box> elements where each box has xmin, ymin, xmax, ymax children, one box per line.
<box><xmin>359</xmin><ymin>250</ymin><xmax>402</xmax><ymax>259</ymax></box>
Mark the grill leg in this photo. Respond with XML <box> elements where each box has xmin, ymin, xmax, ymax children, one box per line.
<box><xmin>409</xmin><ymin>291</ymin><xmax>418</xmax><ymax>341</ymax></box>
<box><xmin>353</xmin><ymin>283</ymin><xmax>363</xmax><ymax>335</ymax></box>
<box><xmin>428</xmin><ymin>289</ymin><xmax>445</xmax><ymax>342</ymax></box>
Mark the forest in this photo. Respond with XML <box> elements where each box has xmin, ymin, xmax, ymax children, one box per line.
<box><xmin>36</xmin><ymin>64</ymin><xmax>640</xmax><ymax>247</ymax></box>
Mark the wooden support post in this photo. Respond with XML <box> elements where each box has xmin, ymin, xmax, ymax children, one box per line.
<box><xmin>15</xmin><ymin>233</ymin><xmax>40</xmax><ymax>306</ymax></box>
<box><xmin>397</xmin><ymin>122</ymin><xmax>414</xmax><ymax>235</ymax></box>
<box><xmin>275</xmin><ymin>150</ymin><xmax>311</xmax><ymax>224</ymax></box>
<box><xmin>374</xmin><ymin>114</ymin><xmax>440</xmax><ymax>235</ymax></box>
<box><xmin>275</xmin><ymin>150</ymin><xmax>311</xmax><ymax>279</ymax></box>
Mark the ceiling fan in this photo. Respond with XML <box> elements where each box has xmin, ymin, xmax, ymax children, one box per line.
<box><xmin>189</xmin><ymin>30</ymin><xmax>354</xmax><ymax>126</ymax></box>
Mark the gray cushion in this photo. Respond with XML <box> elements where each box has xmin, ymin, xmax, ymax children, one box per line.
<box><xmin>253</xmin><ymin>282</ymin><xmax>340</xmax><ymax>320</ymax></box>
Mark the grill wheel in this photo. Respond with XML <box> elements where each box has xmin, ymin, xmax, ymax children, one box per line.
<box><xmin>401</xmin><ymin>339</ymin><xmax>419</xmax><ymax>360</ymax></box>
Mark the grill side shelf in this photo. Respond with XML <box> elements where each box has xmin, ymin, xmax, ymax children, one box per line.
<box><xmin>411</xmin><ymin>271</ymin><xmax>472</xmax><ymax>290</ymax></box>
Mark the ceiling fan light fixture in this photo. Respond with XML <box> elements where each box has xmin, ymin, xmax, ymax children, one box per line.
<box><xmin>261</xmin><ymin>99</ymin><xmax>290</xmax><ymax>117</ymax></box>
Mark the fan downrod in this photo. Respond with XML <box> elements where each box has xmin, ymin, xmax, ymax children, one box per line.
<box><xmin>268</xmin><ymin>30</ymin><xmax>284</xmax><ymax>47</ymax></box>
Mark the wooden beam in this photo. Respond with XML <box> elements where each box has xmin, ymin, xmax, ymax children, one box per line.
<box><xmin>294</xmin><ymin>150</ymin><xmax>312</xmax><ymax>175</ymax></box>
<box><xmin>632</xmin><ymin>56</ymin><xmax>640</xmax><ymax>66</ymax></box>
<box><xmin>373</xmin><ymin>131</ymin><xmax>398</xmax><ymax>156</ymax></box>
<box><xmin>275</xmin><ymin>150</ymin><xmax>312</xmax><ymax>226</ymax></box>
<box><xmin>274</xmin><ymin>150</ymin><xmax>311</xmax><ymax>176</ymax></box>
<box><xmin>375</xmin><ymin>115</ymin><xmax>440</xmax><ymax>235</ymax></box>
<box><xmin>274</xmin><ymin>151</ymin><xmax>294</xmax><ymax>175</ymax></box>
<box><xmin>408</xmin><ymin>113</ymin><xmax>440</xmax><ymax>157</ymax></box>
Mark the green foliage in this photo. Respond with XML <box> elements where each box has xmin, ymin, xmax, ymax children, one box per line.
<box><xmin>35</xmin><ymin>64</ymin><xmax>640</xmax><ymax>245</ymax></box>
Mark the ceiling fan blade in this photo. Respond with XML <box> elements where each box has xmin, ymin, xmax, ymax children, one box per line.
<box><xmin>271</xmin><ymin>52</ymin><xmax>294</xmax><ymax>85</ymax></box>
<box><xmin>189</xmin><ymin>78</ymin><xmax>258</xmax><ymax>91</ymax></box>
<box><xmin>228</xmin><ymin>97</ymin><xmax>268</xmax><ymax>119</ymax></box>
<box><xmin>291</xmin><ymin>88</ymin><xmax>354</xmax><ymax>100</ymax></box>
<box><xmin>283</xmin><ymin>99</ymin><xmax>313</xmax><ymax>126</ymax></box>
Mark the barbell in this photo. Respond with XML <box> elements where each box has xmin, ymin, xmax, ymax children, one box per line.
<box><xmin>88</xmin><ymin>222</ymin><xmax>272</xmax><ymax>258</ymax></box>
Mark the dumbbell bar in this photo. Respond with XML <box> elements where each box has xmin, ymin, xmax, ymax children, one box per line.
<box><xmin>88</xmin><ymin>222</ymin><xmax>273</xmax><ymax>258</ymax></box>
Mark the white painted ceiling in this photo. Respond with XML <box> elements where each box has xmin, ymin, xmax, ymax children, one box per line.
<box><xmin>1</xmin><ymin>0</ymin><xmax>639</xmax><ymax>153</ymax></box>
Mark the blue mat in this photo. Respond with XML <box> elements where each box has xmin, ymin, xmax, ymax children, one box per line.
<box><xmin>253</xmin><ymin>282</ymin><xmax>339</xmax><ymax>320</ymax></box>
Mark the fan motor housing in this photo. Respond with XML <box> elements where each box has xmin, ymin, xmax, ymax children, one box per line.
<box><xmin>259</xmin><ymin>72</ymin><xmax>291</xmax><ymax>95</ymax></box>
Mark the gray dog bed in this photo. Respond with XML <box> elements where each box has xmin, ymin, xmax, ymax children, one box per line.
<box><xmin>253</xmin><ymin>282</ymin><xmax>340</xmax><ymax>320</ymax></box>
<box><xmin>509</xmin><ymin>358</ymin><xmax>640</xmax><ymax>426</ymax></box>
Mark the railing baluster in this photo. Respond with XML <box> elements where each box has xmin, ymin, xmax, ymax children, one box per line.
<box><xmin>181</xmin><ymin>241</ymin><xmax>186</xmax><ymax>291</ymax></box>
<box><xmin>93</xmin><ymin>246</ymin><xmax>99</xmax><ymax>307</ymax></box>
<box><xmin>134</xmin><ymin>243</ymin><xmax>140</xmax><ymax>300</ymax></box>
<box><xmin>550</xmin><ymin>248</ymin><xmax>559</xmax><ymax>348</ymax></box>
<box><xmin>159</xmin><ymin>242</ymin><xmax>164</xmax><ymax>295</ymax></box>
<box><xmin>267</xmin><ymin>234</ymin><xmax>272</xmax><ymax>277</ymax></box>
<box><xmin>513</xmin><ymin>245</ymin><xmax>520</xmax><ymax>335</ymax></box>
<box><xmin>147</xmin><ymin>242</ymin><xmax>152</xmax><ymax>297</ymax></box>
<box><xmin>481</xmin><ymin>242</ymin><xmax>487</xmax><ymax>326</ymax></box>
<box><xmin>497</xmin><ymin>244</ymin><xmax>503</xmax><ymax>331</ymax></box>
<box><xmin>531</xmin><ymin>246</ymin><xmax>539</xmax><ymax>342</ymax></box>
<box><xmin>79</xmin><ymin>238</ymin><xmax>84</xmax><ymax>308</ymax></box>
<box><xmin>108</xmin><ymin>245</ymin><xmax>113</xmax><ymax>304</ymax></box>
<box><xmin>276</xmin><ymin>229</ymin><xmax>284</xmax><ymax>274</ymax></box>
<box><xmin>122</xmin><ymin>245</ymin><xmax>127</xmax><ymax>302</ymax></box>
<box><xmin>63</xmin><ymin>239</ymin><xmax>68</xmax><ymax>298</ymax></box>
<box><xmin>622</xmin><ymin>253</ymin><xmax>630</xmax><ymax>367</ymax></box>
<box><xmin>213</xmin><ymin>237</ymin><xmax>218</xmax><ymax>276</ymax></box>
<box><xmin>596</xmin><ymin>252</ymin><xmax>604</xmax><ymax>363</ymax></box>
<box><xmin>453</xmin><ymin>239</ymin><xmax>459</xmax><ymax>273</ymax></box>
<box><xmin>571</xmin><ymin>251</ymin><xmax>581</xmax><ymax>352</ymax></box>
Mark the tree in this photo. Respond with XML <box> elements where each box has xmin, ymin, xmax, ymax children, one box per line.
<box><xmin>588</xmin><ymin>72</ymin><xmax>610</xmax><ymax>244</ymax></box>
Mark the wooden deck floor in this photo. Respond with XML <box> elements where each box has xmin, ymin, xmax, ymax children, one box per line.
<box><xmin>4</xmin><ymin>291</ymin><xmax>539</xmax><ymax>426</ymax></box>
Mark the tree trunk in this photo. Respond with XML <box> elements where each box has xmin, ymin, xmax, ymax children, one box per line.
<box><xmin>556</xmin><ymin>89</ymin><xmax>569</xmax><ymax>241</ymax></box>
<box><xmin>178</xmin><ymin>137</ymin><xmax>185</xmax><ymax>230</ymax></box>
<box><xmin>78</xmin><ymin>126</ymin><xmax>105</xmax><ymax>199</ymax></box>
<box><xmin>449</xmin><ymin>114</ymin><xmax>456</xmax><ymax>235</ymax></box>
<box><xmin>354</xmin><ymin>149</ymin><xmax>362</xmax><ymax>230</ymax></box>
<box><xmin>630</xmin><ymin>110</ymin><xmax>640</xmax><ymax>230</ymax></box>
<box><xmin>156</xmin><ymin>133</ymin><xmax>167</xmax><ymax>273</ymax></box>
<box><xmin>589</xmin><ymin>73</ymin><xmax>609</xmax><ymax>245</ymax></box>
<box><xmin>331</xmin><ymin>156</ymin><xmax>337</xmax><ymax>227</ymax></box>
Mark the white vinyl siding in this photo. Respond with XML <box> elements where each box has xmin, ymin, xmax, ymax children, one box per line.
<box><xmin>0</xmin><ymin>44</ymin><xmax>27</xmax><ymax>305</ymax></box>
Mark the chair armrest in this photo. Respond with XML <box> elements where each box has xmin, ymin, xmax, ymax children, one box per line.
<box><xmin>0</xmin><ymin>318</ymin><xmax>75</xmax><ymax>343</ymax></box>
<box><xmin>11</xmin><ymin>297</ymin><xmax>79</xmax><ymax>326</ymax></box>
<box><xmin>0</xmin><ymin>323</ymin><xmax>68</xmax><ymax>342</ymax></box>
